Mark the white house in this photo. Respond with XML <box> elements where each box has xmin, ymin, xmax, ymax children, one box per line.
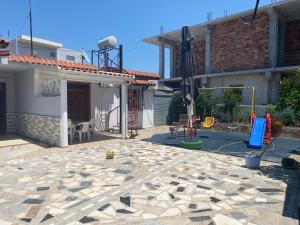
<box><xmin>0</xmin><ymin>35</ymin><xmax>159</xmax><ymax>146</ymax></box>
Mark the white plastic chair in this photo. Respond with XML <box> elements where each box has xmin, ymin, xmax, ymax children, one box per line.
<box><xmin>68</xmin><ymin>119</ymin><xmax>75</xmax><ymax>144</ymax></box>
<box><xmin>75</xmin><ymin>122</ymin><xmax>90</xmax><ymax>142</ymax></box>
<box><xmin>89</xmin><ymin>118</ymin><xmax>96</xmax><ymax>138</ymax></box>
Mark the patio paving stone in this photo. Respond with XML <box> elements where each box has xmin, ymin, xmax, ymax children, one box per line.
<box><xmin>0</xmin><ymin>130</ymin><xmax>298</xmax><ymax>224</ymax></box>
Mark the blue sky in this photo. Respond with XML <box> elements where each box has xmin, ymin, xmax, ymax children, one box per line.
<box><xmin>0</xmin><ymin>0</ymin><xmax>270</xmax><ymax>76</ymax></box>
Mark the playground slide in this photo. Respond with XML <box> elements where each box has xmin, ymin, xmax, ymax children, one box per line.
<box><xmin>248</xmin><ymin>118</ymin><xmax>266</xmax><ymax>149</ymax></box>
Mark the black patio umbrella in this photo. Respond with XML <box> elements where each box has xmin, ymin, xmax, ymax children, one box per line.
<box><xmin>180</xmin><ymin>26</ymin><xmax>196</xmax><ymax>123</ymax></box>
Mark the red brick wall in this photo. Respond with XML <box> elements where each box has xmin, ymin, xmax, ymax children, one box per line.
<box><xmin>284</xmin><ymin>19</ymin><xmax>300</xmax><ymax>66</ymax></box>
<box><xmin>210</xmin><ymin>13</ymin><xmax>270</xmax><ymax>73</ymax></box>
<box><xmin>175</xmin><ymin>40</ymin><xmax>206</xmax><ymax>76</ymax></box>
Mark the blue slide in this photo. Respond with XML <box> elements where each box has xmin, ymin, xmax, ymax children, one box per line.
<box><xmin>248</xmin><ymin>118</ymin><xmax>266</xmax><ymax>149</ymax></box>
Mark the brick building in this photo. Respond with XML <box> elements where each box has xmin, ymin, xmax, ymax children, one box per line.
<box><xmin>144</xmin><ymin>0</ymin><xmax>300</xmax><ymax>106</ymax></box>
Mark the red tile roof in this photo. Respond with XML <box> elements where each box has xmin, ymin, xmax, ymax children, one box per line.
<box><xmin>132</xmin><ymin>79</ymin><xmax>156</xmax><ymax>86</ymax></box>
<box><xmin>8</xmin><ymin>55</ymin><xmax>133</xmax><ymax>79</ymax></box>
<box><xmin>124</xmin><ymin>69</ymin><xmax>160</xmax><ymax>79</ymax></box>
<box><xmin>8</xmin><ymin>55</ymin><xmax>160</xmax><ymax>85</ymax></box>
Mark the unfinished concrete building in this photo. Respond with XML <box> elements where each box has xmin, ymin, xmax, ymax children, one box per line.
<box><xmin>144</xmin><ymin>0</ymin><xmax>300</xmax><ymax>107</ymax></box>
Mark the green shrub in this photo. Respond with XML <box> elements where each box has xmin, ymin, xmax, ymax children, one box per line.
<box><xmin>239</xmin><ymin>107</ymin><xmax>251</xmax><ymax>123</ymax></box>
<box><xmin>276</xmin><ymin>68</ymin><xmax>300</xmax><ymax>126</ymax></box>
<box><xmin>194</xmin><ymin>90</ymin><xmax>218</xmax><ymax>118</ymax></box>
<box><xmin>223</xmin><ymin>89</ymin><xmax>242</xmax><ymax>121</ymax></box>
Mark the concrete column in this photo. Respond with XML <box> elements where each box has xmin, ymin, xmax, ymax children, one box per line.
<box><xmin>277</xmin><ymin>12</ymin><xmax>286</xmax><ymax>67</ymax></box>
<box><xmin>265</xmin><ymin>71</ymin><xmax>281</xmax><ymax>104</ymax></box>
<box><xmin>205</xmin><ymin>25</ymin><xmax>211</xmax><ymax>74</ymax></box>
<box><xmin>60</xmin><ymin>79</ymin><xmax>68</xmax><ymax>147</ymax></box>
<box><xmin>159</xmin><ymin>40</ymin><xmax>165</xmax><ymax>79</ymax></box>
<box><xmin>201</xmin><ymin>77</ymin><xmax>208</xmax><ymax>88</ymax></box>
<box><xmin>269</xmin><ymin>7</ymin><xmax>279</xmax><ymax>68</ymax></box>
<box><xmin>170</xmin><ymin>46</ymin><xmax>176</xmax><ymax>78</ymax></box>
<box><xmin>121</xmin><ymin>84</ymin><xmax>128</xmax><ymax>139</ymax></box>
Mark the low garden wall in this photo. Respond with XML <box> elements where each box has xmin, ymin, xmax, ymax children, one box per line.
<box><xmin>15</xmin><ymin>113</ymin><xmax>61</xmax><ymax>146</ymax></box>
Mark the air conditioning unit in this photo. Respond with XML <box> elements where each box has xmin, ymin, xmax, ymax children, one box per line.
<box><xmin>149</xmin><ymin>80</ymin><xmax>158</xmax><ymax>90</ymax></box>
<box><xmin>98</xmin><ymin>83</ymin><xmax>113</xmax><ymax>88</ymax></box>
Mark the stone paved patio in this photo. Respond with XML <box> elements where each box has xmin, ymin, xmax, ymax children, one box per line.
<box><xmin>0</xmin><ymin>130</ymin><xmax>298</xmax><ymax>225</ymax></box>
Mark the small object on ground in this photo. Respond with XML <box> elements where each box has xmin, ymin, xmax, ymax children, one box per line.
<box><xmin>202</xmin><ymin>117</ymin><xmax>214</xmax><ymax>129</ymax></box>
<box><xmin>245</xmin><ymin>154</ymin><xmax>260</xmax><ymax>169</ymax></box>
<box><xmin>180</xmin><ymin>140</ymin><xmax>202</xmax><ymax>150</ymax></box>
<box><xmin>106</xmin><ymin>150</ymin><xmax>114</xmax><ymax>159</ymax></box>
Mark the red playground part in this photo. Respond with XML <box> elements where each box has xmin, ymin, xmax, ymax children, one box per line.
<box><xmin>251</xmin><ymin>111</ymin><xmax>256</xmax><ymax>125</ymax></box>
<box><xmin>264</xmin><ymin>113</ymin><xmax>271</xmax><ymax>144</ymax></box>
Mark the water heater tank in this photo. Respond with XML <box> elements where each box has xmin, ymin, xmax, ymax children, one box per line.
<box><xmin>97</xmin><ymin>36</ymin><xmax>118</xmax><ymax>50</ymax></box>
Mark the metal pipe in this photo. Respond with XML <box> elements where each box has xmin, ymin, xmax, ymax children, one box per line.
<box><xmin>29</xmin><ymin>0</ymin><xmax>33</xmax><ymax>56</ymax></box>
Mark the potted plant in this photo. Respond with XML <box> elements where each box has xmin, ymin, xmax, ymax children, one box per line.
<box><xmin>271</xmin><ymin>117</ymin><xmax>284</xmax><ymax>137</ymax></box>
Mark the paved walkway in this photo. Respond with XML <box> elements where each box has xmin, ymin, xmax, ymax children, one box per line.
<box><xmin>0</xmin><ymin>136</ymin><xmax>298</xmax><ymax>225</ymax></box>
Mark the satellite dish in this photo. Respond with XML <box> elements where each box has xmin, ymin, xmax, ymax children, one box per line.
<box><xmin>80</xmin><ymin>48</ymin><xmax>91</xmax><ymax>64</ymax></box>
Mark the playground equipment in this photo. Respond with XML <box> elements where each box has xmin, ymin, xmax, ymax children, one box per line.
<box><xmin>248</xmin><ymin>112</ymin><xmax>271</xmax><ymax>149</ymax></box>
<box><xmin>180</xmin><ymin>140</ymin><xmax>202</xmax><ymax>150</ymax></box>
<box><xmin>198</xmin><ymin>86</ymin><xmax>256</xmax><ymax>129</ymax></box>
<box><xmin>202</xmin><ymin>117</ymin><xmax>215</xmax><ymax>128</ymax></box>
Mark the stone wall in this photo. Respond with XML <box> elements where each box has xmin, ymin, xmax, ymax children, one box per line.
<box><xmin>15</xmin><ymin>113</ymin><xmax>61</xmax><ymax>146</ymax></box>
<box><xmin>6</xmin><ymin>112</ymin><xmax>16</xmax><ymax>133</ymax></box>
<box><xmin>210</xmin><ymin>13</ymin><xmax>270</xmax><ymax>73</ymax></box>
<box><xmin>284</xmin><ymin>19</ymin><xmax>300</xmax><ymax>66</ymax></box>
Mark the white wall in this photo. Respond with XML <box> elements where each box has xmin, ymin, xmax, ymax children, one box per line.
<box><xmin>10</xmin><ymin>40</ymin><xmax>58</xmax><ymax>60</ymax></box>
<box><xmin>208</xmin><ymin>73</ymin><xmax>268</xmax><ymax>105</ymax></box>
<box><xmin>10</xmin><ymin>40</ymin><xmax>83</xmax><ymax>63</ymax></box>
<box><xmin>90</xmin><ymin>85</ymin><xmax>154</xmax><ymax>131</ymax></box>
<box><xmin>57</xmin><ymin>48</ymin><xmax>83</xmax><ymax>63</ymax></box>
<box><xmin>90</xmin><ymin>84</ymin><xmax>120</xmax><ymax>131</ymax></box>
<box><xmin>14</xmin><ymin>71</ymin><xmax>61</xmax><ymax>117</ymax></box>
<box><xmin>142</xmin><ymin>89</ymin><xmax>154</xmax><ymax>128</ymax></box>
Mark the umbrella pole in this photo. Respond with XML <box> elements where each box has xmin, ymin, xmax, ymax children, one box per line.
<box><xmin>189</xmin><ymin>77</ymin><xmax>194</xmax><ymax>128</ymax></box>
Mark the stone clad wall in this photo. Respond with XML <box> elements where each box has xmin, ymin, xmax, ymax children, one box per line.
<box><xmin>284</xmin><ymin>19</ymin><xmax>300</xmax><ymax>66</ymax></box>
<box><xmin>6</xmin><ymin>112</ymin><xmax>16</xmax><ymax>133</ymax></box>
<box><xmin>15</xmin><ymin>113</ymin><xmax>61</xmax><ymax>146</ymax></box>
<box><xmin>210</xmin><ymin>13</ymin><xmax>270</xmax><ymax>73</ymax></box>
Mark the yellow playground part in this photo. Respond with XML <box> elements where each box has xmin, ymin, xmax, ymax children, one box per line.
<box><xmin>202</xmin><ymin>117</ymin><xmax>215</xmax><ymax>128</ymax></box>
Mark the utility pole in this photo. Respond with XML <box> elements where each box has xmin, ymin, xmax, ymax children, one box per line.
<box><xmin>29</xmin><ymin>0</ymin><xmax>33</xmax><ymax>56</ymax></box>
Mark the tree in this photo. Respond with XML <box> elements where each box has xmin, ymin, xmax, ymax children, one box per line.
<box><xmin>223</xmin><ymin>89</ymin><xmax>242</xmax><ymax>122</ymax></box>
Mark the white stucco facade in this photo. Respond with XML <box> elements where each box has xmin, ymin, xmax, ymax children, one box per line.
<box><xmin>91</xmin><ymin>84</ymin><xmax>120</xmax><ymax>131</ymax></box>
<box><xmin>90</xmin><ymin>85</ymin><xmax>155</xmax><ymax>131</ymax></box>
<box><xmin>15</xmin><ymin>71</ymin><xmax>61</xmax><ymax>117</ymax></box>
